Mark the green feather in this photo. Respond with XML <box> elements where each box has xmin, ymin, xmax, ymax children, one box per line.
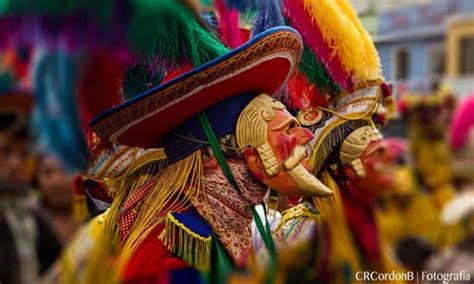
<box><xmin>299</xmin><ymin>45</ymin><xmax>341</xmax><ymax>96</ymax></box>
<box><xmin>129</xmin><ymin>0</ymin><xmax>229</xmax><ymax>67</ymax></box>
<box><xmin>122</xmin><ymin>60</ymin><xmax>165</xmax><ymax>100</ymax></box>
<box><xmin>0</xmin><ymin>0</ymin><xmax>114</xmax><ymax>20</ymax></box>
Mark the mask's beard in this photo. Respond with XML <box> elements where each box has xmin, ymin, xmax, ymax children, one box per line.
<box><xmin>283</xmin><ymin>146</ymin><xmax>333</xmax><ymax>197</ymax></box>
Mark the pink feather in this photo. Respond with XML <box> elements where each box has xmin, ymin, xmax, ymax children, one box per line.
<box><xmin>450</xmin><ymin>95</ymin><xmax>474</xmax><ymax>150</ymax></box>
<box><xmin>215</xmin><ymin>0</ymin><xmax>242</xmax><ymax>49</ymax></box>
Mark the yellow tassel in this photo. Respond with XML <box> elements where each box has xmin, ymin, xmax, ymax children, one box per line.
<box><xmin>303</xmin><ymin>0</ymin><xmax>381</xmax><ymax>81</ymax></box>
<box><xmin>57</xmin><ymin>150</ymin><xmax>168</xmax><ymax>284</ymax></box>
<box><xmin>57</xmin><ymin>149</ymin><xmax>207</xmax><ymax>283</ymax></box>
<box><xmin>115</xmin><ymin>150</ymin><xmax>206</xmax><ymax>274</ymax></box>
<box><xmin>160</xmin><ymin>212</ymin><xmax>212</xmax><ymax>271</ymax></box>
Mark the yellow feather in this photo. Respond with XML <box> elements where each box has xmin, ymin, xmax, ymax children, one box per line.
<box><xmin>302</xmin><ymin>0</ymin><xmax>381</xmax><ymax>81</ymax></box>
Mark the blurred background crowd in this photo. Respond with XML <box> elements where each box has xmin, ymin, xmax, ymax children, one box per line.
<box><xmin>0</xmin><ymin>0</ymin><xmax>472</xmax><ymax>283</ymax></box>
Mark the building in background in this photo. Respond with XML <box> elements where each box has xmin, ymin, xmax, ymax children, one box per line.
<box><xmin>355</xmin><ymin>0</ymin><xmax>473</xmax><ymax>137</ymax></box>
<box><xmin>370</xmin><ymin>0</ymin><xmax>474</xmax><ymax>99</ymax></box>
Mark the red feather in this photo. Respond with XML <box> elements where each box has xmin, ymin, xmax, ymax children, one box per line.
<box><xmin>215</xmin><ymin>0</ymin><xmax>242</xmax><ymax>49</ymax></box>
<box><xmin>287</xmin><ymin>69</ymin><xmax>329</xmax><ymax>110</ymax></box>
<box><xmin>76</xmin><ymin>50</ymin><xmax>126</xmax><ymax>154</ymax></box>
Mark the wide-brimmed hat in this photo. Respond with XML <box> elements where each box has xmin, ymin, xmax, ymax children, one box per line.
<box><xmin>91</xmin><ymin>27</ymin><xmax>303</xmax><ymax>150</ymax></box>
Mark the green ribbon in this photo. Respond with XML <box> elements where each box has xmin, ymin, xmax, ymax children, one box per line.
<box><xmin>251</xmin><ymin>204</ymin><xmax>277</xmax><ymax>284</ymax></box>
<box><xmin>198</xmin><ymin>112</ymin><xmax>240</xmax><ymax>190</ymax></box>
<box><xmin>208</xmin><ymin>234</ymin><xmax>234</xmax><ymax>284</ymax></box>
<box><xmin>199</xmin><ymin>112</ymin><xmax>277</xmax><ymax>283</ymax></box>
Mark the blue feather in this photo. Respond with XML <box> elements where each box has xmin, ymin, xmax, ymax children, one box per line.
<box><xmin>224</xmin><ymin>0</ymin><xmax>255</xmax><ymax>11</ymax></box>
<box><xmin>31</xmin><ymin>48</ymin><xmax>89</xmax><ymax>172</ymax></box>
<box><xmin>224</xmin><ymin>0</ymin><xmax>285</xmax><ymax>36</ymax></box>
<box><xmin>252</xmin><ymin>0</ymin><xmax>284</xmax><ymax>35</ymax></box>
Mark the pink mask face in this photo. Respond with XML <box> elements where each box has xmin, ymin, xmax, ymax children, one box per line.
<box><xmin>345</xmin><ymin>139</ymin><xmax>401</xmax><ymax>198</ymax></box>
<box><xmin>243</xmin><ymin>109</ymin><xmax>331</xmax><ymax>197</ymax></box>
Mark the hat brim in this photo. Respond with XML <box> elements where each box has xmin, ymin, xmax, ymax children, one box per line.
<box><xmin>91</xmin><ymin>27</ymin><xmax>303</xmax><ymax>148</ymax></box>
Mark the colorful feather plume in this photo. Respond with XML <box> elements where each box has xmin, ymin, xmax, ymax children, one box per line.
<box><xmin>298</xmin><ymin>45</ymin><xmax>341</xmax><ymax>96</ymax></box>
<box><xmin>287</xmin><ymin>68</ymin><xmax>329</xmax><ymax>110</ymax></box>
<box><xmin>224</xmin><ymin>0</ymin><xmax>284</xmax><ymax>36</ymax></box>
<box><xmin>122</xmin><ymin>57</ymin><xmax>166</xmax><ymax>100</ymax></box>
<box><xmin>215</xmin><ymin>0</ymin><xmax>242</xmax><ymax>48</ymax></box>
<box><xmin>283</xmin><ymin>0</ymin><xmax>381</xmax><ymax>87</ymax></box>
<box><xmin>76</xmin><ymin>51</ymin><xmax>126</xmax><ymax>156</ymax></box>
<box><xmin>128</xmin><ymin>0</ymin><xmax>229</xmax><ymax>68</ymax></box>
<box><xmin>0</xmin><ymin>0</ymin><xmax>121</xmax><ymax>51</ymax></box>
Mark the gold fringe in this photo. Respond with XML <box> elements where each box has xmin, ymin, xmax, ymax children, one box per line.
<box><xmin>160</xmin><ymin>212</ymin><xmax>212</xmax><ymax>271</ymax></box>
<box><xmin>105</xmin><ymin>155</ymin><xmax>167</xmax><ymax>199</ymax></box>
<box><xmin>114</xmin><ymin>150</ymin><xmax>206</xmax><ymax>276</ymax></box>
<box><xmin>63</xmin><ymin>150</ymin><xmax>206</xmax><ymax>283</ymax></box>
<box><xmin>107</xmin><ymin>149</ymin><xmax>166</xmax><ymax>185</ymax></box>
<box><xmin>81</xmin><ymin>161</ymin><xmax>161</xmax><ymax>284</ymax></box>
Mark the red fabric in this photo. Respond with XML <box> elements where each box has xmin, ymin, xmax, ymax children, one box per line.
<box><xmin>76</xmin><ymin>50</ymin><xmax>126</xmax><ymax>154</ymax></box>
<box><xmin>114</xmin><ymin>57</ymin><xmax>292</xmax><ymax>148</ymax></box>
<box><xmin>118</xmin><ymin>179</ymin><xmax>157</xmax><ymax>240</ymax></box>
<box><xmin>340</xmin><ymin>184</ymin><xmax>381</xmax><ymax>265</ymax></box>
<box><xmin>121</xmin><ymin>224</ymin><xmax>191</xmax><ymax>284</ymax></box>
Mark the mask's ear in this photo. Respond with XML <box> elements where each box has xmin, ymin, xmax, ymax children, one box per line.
<box><xmin>242</xmin><ymin>147</ymin><xmax>266</xmax><ymax>181</ymax></box>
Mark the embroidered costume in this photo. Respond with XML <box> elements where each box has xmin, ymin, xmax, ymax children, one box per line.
<box><xmin>60</xmin><ymin>1</ymin><xmax>334</xmax><ymax>282</ymax></box>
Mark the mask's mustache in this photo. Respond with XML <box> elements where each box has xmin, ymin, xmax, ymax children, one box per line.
<box><xmin>283</xmin><ymin>145</ymin><xmax>307</xmax><ymax>171</ymax></box>
<box><xmin>286</xmin><ymin>163</ymin><xmax>333</xmax><ymax>197</ymax></box>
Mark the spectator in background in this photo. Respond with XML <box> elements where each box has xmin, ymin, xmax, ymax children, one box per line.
<box><xmin>0</xmin><ymin>106</ymin><xmax>61</xmax><ymax>282</ymax></box>
<box><xmin>0</xmin><ymin>48</ymin><xmax>62</xmax><ymax>282</ymax></box>
<box><xmin>31</xmin><ymin>152</ymin><xmax>80</xmax><ymax>245</ymax></box>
